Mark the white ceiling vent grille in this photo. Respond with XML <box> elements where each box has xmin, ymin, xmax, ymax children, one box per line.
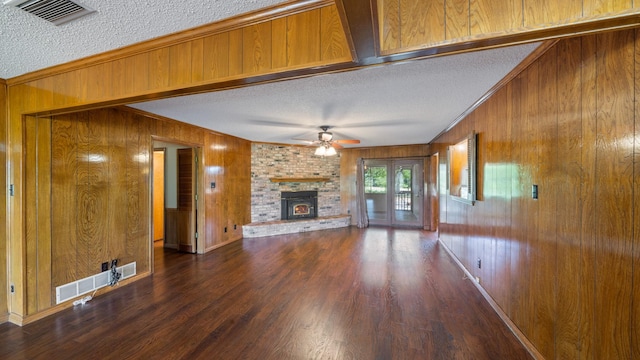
<box><xmin>4</xmin><ymin>0</ymin><xmax>94</xmax><ymax>25</ymax></box>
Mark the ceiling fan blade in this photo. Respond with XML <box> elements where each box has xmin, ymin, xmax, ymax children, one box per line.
<box><xmin>333</xmin><ymin>139</ymin><xmax>360</xmax><ymax>144</ymax></box>
<box><xmin>331</xmin><ymin>142</ymin><xmax>344</xmax><ymax>149</ymax></box>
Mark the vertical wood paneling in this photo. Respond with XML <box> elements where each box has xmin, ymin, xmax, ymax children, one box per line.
<box><xmin>523</xmin><ymin>0</ymin><xmax>582</xmax><ymax>26</ymax></box>
<box><xmin>169</xmin><ymin>42</ymin><xmax>192</xmax><ymax>86</ymax></box>
<box><xmin>130</xmin><ymin>52</ymin><xmax>149</xmax><ymax>93</ymax></box>
<box><xmin>87</xmin><ymin>63</ymin><xmax>111</xmax><ymax>100</ymax></box>
<box><xmin>51</xmin><ymin>114</ymin><xmax>78</xmax><ymax>287</ymax></box>
<box><xmin>377</xmin><ymin>0</ymin><xmax>400</xmax><ymax>52</ymax></box>
<box><xmin>633</xmin><ymin>28</ymin><xmax>640</xmax><ymax>360</ymax></box>
<box><xmin>431</xmin><ymin>30</ymin><xmax>640</xmax><ymax>360</ymax></box>
<box><xmin>579</xmin><ymin>34</ymin><xmax>597</xmax><ymax>359</ymax></box>
<box><xmin>445</xmin><ymin>0</ymin><xmax>469</xmax><ymax>40</ymax></box>
<box><xmin>243</xmin><ymin>22</ymin><xmax>272</xmax><ymax>74</ymax></box>
<box><xmin>532</xmin><ymin>47</ymin><xmax>558</xmax><ymax>359</ymax></box>
<box><xmin>0</xmin><ymin>80</ymin><xmax>7</xmax><ymax>317</ymax></box>
<box><xmin>400</xmin><ymin>0</ymin><xmax>445</xmax><ymax>48</ymax></box>
<box><xmin>229</xmin><ymin>29</ymin><xmax>244</xmax><ymax>77</ymax></box>
<box><xmin>36</xmin><ymin>117</ymin><xmax>52</xmax><ymax>311</ymax></box>
<box><xmin>287</xmin><ymin>10</ymin><xmax>321</xmax><ymax>67</ymax></box>
<box><xmin>148</xmin><ymin>47</ymin><xmax>170</xmax><ymax>90</ymax></box>
<box><xmin>584</xmin><ymin>0</ymin><xmax>632</xmax><ymax>16</ymax></box>
<box><xmin>107</xmin><ymin>109</ymin><xmax>127</xmax><ymax>264</ymax></box>
<box><xmin>470</xmin><ymin>0</ymin><xmax>522</xmax><ymax>35</ymax></box>
<box><xmin>76</xmin><ymin>111</ymin><xmax>109</xmax><ymax>279</ymax></box>
<box><xmin>593</xmin><ymin>30</ymin><xmax>634</xmax><ymax>360</ymax></box>
<box><xmin>125</xmin><ymin>115</ymin><xmax>142</xmax><ymax>266</ymax></box>
<box><xmin>24</xmin><ymin>116</ymin><xmax>38</xmax><ymax>314</ymax></box>
<box><xmin>320</xmin><ymin>5</ymin><xmax>350</xmax><ymax>62</ymax></box>
<box><xmin>191</xmin><ymin>38</ymin><xmax>204</xmax><ymax>83</ymax></box>
<box><xmin>555</xmin><ymin>37</ymin><xmax>583</xmax><ymax>359</ymax></box>
<box><xmin>272</xmin><ymin>18</ymin><xmax>288</xmax><ymax>69</ymax></box>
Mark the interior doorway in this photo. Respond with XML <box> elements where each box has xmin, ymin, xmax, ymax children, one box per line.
<box><xmin>364</xmin><ymin>158</ymin><xmax>424</xmax><ymax>227</ymax></box>
<box><xmin>152</xmin><ymin>140</ymin><xmax>201</xmax><ymax>266</ymax></box>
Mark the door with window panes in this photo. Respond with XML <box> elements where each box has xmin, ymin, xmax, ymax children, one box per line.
<box><xmin>364</xmin><ymin>159</ymin><xmax>423</xmax><ymax>227</ymax></box>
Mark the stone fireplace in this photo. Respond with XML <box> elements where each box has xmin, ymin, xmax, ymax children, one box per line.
<box><xmin>281</xmin><ymin>191</ymin><xmax>317</xmax><ymax>220</ymax></box>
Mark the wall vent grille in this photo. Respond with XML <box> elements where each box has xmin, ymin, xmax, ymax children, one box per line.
<box><xmin>8</xmin><ymin>0</ymin><xmax>94</xmax><ymax>25</ymax></box>
<box><xmin>55</xmin><ymin>261</ymin><xmax>137</xmax><ymax>304</ymax></box>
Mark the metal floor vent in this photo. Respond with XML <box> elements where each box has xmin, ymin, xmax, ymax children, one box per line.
<box><xmin>6</xmin><ymin>0</ymin><xmax>94</xmax><ymax>25</ymax></box>
<box><xmin>56</xmin><ymin>261</ymin><xmax>137</xmax><ymax>304</ymax></box>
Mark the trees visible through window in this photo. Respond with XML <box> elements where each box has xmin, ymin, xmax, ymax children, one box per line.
<box><xmin>364</xmin><ymin>166</ymin><xmax>387</xmax><ymax>193</ymax></box>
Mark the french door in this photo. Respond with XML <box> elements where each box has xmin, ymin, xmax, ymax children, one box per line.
<box><xmin>364</xmin><ymin>159</ymin><xmax>424</xmax><ymax>227</ymax></box>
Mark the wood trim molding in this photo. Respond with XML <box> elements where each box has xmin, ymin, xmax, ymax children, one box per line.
<box><xmin>432</xmin><ymin>39</ymin><xmax>558</xmax><ymax>142</ymax></box>
<box><xmin>438</xmin><ymin>239</ymin><xmax>544</xmax><ymax>360</ymax></box>
<box><xmin>8</xmin><ymin>0</ymin><xmax>335</xmax><ymax>86</ymax></box>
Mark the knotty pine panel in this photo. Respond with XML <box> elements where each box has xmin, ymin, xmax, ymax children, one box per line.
<box><xmin>0</xmin><ymin>80</ymin><xmax>6</xmax><ymax>318</ymax></box>
<box><xmin>431</xmin><ymin>29</ymin><xmax>640</xmax><ymax>359</ymax></box>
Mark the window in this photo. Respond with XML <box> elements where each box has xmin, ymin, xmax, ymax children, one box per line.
<box><xmin>364</xmin><ymin>166</ymin><xmax>387</xmax><ymax>194</ymax></box>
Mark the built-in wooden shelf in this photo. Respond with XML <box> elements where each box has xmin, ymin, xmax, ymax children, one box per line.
<box><xmin>270</xmin><ymin>177</ymin><xmax>330</xmax><ymax>183</ymax></box>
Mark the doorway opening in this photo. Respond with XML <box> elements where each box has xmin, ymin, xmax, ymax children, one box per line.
<box><xmin>364</xmin><ymin>158</ymin><xmax>424</xmax><ymax>227</ymax></box>
<box><xmin>152</xmin><ymin>140</ymin><xmax>201</xmax><ymax>270</ymax></box>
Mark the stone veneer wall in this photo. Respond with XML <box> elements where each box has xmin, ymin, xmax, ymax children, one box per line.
<box><xmin>251</xmin><ymin>143</ymin><xmax>341</xmax><ymax>223</ymax></box>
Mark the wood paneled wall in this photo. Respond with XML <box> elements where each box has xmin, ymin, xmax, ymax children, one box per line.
<box><xmin>6</xmin><ymin>2</ymin><xmax>329</xmax><ymax>322</ymax></box>
<box><xmin>340</xmin><ymin>144</ymin><xmax>429</xmax><ymax>225</ymax></box>
<box><xmin>0</xmin><ymin>79</ymin><xmax>7</xmax><ymax>321</ymax></box>
<box><xmin>20</xmin><ymin>107</ymin><xmax>250</xmax><ymax>318</ymax></box>
<box><xmin>7</xmin><ymin>3</ymin><xmax>350</xmax><ymax>116</ymax></box>
<box><xmin>431</xmin><ymin>29</ymin><xmax>640</xmax><ymax>359</ymax></box>
<box><xmin>377</xmin><ymin>0</ymin><xmax>640</xmax><ymax>55</ymax></box>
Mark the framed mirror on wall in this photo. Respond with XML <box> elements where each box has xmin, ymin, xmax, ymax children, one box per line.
<box><xmin>447</xmin><ymin>131</ymin><xmax>477</xmax><ymax>205</ymax></box>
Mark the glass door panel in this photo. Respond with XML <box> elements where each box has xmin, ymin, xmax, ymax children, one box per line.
<box><xmin>364</xmin><ymin>161</ymin><xmax>390</xmax><ymax>225</ymax></box>
<box><xmin>392</xmin><ymin>160</ymin><xmax>423</xmax><ymax>227</ymax></box>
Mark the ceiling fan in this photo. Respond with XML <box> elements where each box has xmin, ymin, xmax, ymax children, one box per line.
<box><xmin>295</xmin><ymin>126</ymin><xmax>360</xmax><ymax>156</ymax></box>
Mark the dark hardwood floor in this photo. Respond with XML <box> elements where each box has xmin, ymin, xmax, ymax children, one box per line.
<box><xmin>0</xmin><ymin>227</ymin><xmax>532</xmax><ymax>359</ymax></box>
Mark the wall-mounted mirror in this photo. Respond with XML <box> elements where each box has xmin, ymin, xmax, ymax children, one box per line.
<box><xmin>448</xmin><ymin>132</ymin><xmax>477</xmax><ymax>205</ymax></box>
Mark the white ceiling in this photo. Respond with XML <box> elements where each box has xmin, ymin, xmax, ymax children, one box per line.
<box><xmin>1</xmin><ymin>0</ymin><xmax>539</xmax><ymax>147</ymax></box>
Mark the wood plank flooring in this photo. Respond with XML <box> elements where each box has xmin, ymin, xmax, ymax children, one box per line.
<box><xmin>0</xmin><ymin>227</ymin><xmax>532</xmax><ymax>359</ymax></box>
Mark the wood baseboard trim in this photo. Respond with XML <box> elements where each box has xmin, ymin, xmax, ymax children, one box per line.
<box><xmin>203</xmin><ymin>237</ymin><xmax>242</xmax><ymax>254</ymax></box>
<box><xmin>437</xmin><ymin>238</ymin><xmax>544</xmax><ymax>360</ymax></box>
<box><xmin>0</xmin><ymin>313</ymin><xmax>10</xmax><ymax>325</ymax></box>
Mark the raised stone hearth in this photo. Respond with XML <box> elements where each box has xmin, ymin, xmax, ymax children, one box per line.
<box><xmin>243</xmin><ymin>215</ymin><xmax>350</xmax><ymax>238</ymax></box>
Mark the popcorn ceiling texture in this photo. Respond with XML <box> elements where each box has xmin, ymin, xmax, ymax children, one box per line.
<box><xmin>0</xmin><ymin>0</ymin><xmax>287</xmax><ymax>78</ymax></box>
<box><xmin>250</xmin><ymin>143</ymin><xmax>341</xmax><ymax>223</ymax></box>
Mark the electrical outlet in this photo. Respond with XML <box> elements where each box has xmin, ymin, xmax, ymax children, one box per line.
<box><xmin>234</xmin><ymin>224</ymin><xmax>237</xmax><ymax>230</ymax></box>
<box><xmin>10</xmin><ymin>284</ymin><xmax>15</xmax><ymax>294</ymax></box>
<box><xmin>224</xmin><ymin>227</ymin><xmax>227</xmax><ymax>233</ymax></box>
<box><xmin>101</xmin><ymin>262</ymin><xmax>108</xmax><ymax>272</ymax></box>
<box><xmin>477</xmin><ymin>258</ymin><xmax>482</xmax><ymax>269</ymax></box>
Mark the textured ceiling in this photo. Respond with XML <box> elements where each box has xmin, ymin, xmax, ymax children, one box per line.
<box><xmin>1</xmin><ymin>0</ymin><xmax>539</xmax><ymax>147</ymax></box>
<box><xmin>131</xmin><ymin>43</ymin><xmax>539</xmax><ymax>147</ymax></box>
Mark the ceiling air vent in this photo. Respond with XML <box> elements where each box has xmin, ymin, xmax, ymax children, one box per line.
<box><xmin>3</xmin><ymin>0</ymin><xmax>94</xmax><ymax>25</ymax></box>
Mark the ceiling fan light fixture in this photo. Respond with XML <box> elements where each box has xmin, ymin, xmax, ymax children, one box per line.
<box><xmin>315</xmin><ymin>145</ymin><xmax>327</xmax><ymax>156</ymax></box>
<box><xmin>325</xmin><ymin>146</ymin><xmax>337</xmax><ymax>156</ymax></box>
